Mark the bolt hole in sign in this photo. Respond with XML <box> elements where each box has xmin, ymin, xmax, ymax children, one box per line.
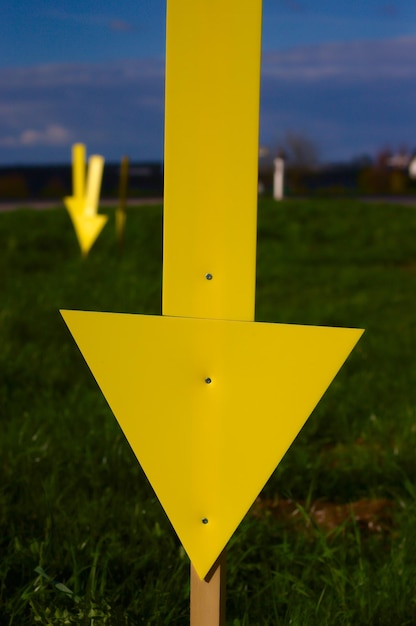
<box><xmin>61</xmin><ymin>0</ymin><xmax>363</xmax><ymax>582</ymax></box>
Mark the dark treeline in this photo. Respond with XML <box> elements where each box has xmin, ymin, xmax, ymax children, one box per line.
<box><xmin>0</xmin><ymin>162</ymin><xmax>164</xmax><ymax>200</ymax></box>
<box><xmin>1</xmin><ymin>158</ymin><xmax>416</xmax><ymax>201</ymax></box>
<box><xmin>259</xmin><ymin>161</ymin><xmax>416</xmax><ymax>198</ymax></box>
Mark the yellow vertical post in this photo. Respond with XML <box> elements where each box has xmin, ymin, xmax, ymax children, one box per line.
<box><xmin>163</xmin><ymin>0</ymin><xmax>262</xmax><ymax>322</ymax></box>
<box><xmin>85</xmin><ymin>155</ymin><xmax>104</xmax><ymax>217</ymax></box>
<box><xmin>163</xmin><ymin>0</ymin><xmax>263</xmax><ymax>623</ymax></box>
<box><xmin>72</xmin><ymin>143</ymin><xmax>86</xmax><ymax>200</ymax></box>
<box><xmin>116</xmin><ymin>155</ymin><xmax>129</xmax><ymax>250</ymax></box>
<box><xmin>118</xmin><ymin>155</ymin><xmax>129</xmax><ymax>210</ymax></box>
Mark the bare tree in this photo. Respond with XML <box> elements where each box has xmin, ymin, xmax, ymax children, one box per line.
<box><xmin>282</xmin><ymin>132</ymin><xmax>319</xmax><ymax>169</ymax></box>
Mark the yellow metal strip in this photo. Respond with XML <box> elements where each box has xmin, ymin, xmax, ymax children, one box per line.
<box><xmin>72</xmin><ymin>143</ymin><xmax>85</xmax><ymax>201</ymax></box>
<box><xmin>163</xmin><ymin>0</ymin><xmax>263</xmax><ymax>321</ymax></box>
<box><xmin>116</xmin><ymin>155</ymin><xmax>129</xmax><ymax>247</ymax></box>
<box><xmin>85</xmin><ymin>155</ymin><xmax>104</xmax><ymax>217</ymax></box>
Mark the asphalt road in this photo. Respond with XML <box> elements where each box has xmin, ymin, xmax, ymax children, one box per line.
<box><xmin>1</xmin><ymin>196</ymin><xmax>416</xmax><ymax>213</ymax></box>
<box><xmin>0</xmin><ymin>198</ymin><xmax>163</xmax><ymax>212</ymax></box>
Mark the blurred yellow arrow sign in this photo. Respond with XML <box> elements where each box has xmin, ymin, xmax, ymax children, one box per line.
<box><xmin>61</xmin><ymin>0</ymin><xmax>363</xmax><ymax>612</ymax></box>
<box><xmin>64</xmin><ymin>143</ymin><xmax>108</xmax><ymax>257</ymax></box>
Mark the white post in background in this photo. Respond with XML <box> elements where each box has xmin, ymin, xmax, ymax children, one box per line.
<box><xmin>409</xmin><ymin>156</ymin><xmax>416</xmax><ymax>180</ymax></box>
<box><xmin>273</xmin><ymin>156</ymin><xmax>285</xmax><ymax>200</ymax></box>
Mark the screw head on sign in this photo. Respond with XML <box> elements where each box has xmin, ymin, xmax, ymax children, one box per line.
<box><xmin>205</xmin><ymin>378</ymin><xmax>212</xmax><ymax>384</ymax></box>
<box><xmin>205</xmin><ymin>273</ymin><xmax>213</xmax><ymax>280</ymax></box>
<box><xmin>202</xmin><ymin>518</ymin><xmax>209</xmax><ymax>524</ymax></box>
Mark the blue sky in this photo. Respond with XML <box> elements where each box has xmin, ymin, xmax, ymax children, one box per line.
<box><xmin>0</xmin><ymin>0</ymin><xmax>415</xmax><ymax>165</ymax></box>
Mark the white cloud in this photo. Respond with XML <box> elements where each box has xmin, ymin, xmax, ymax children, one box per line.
<box><xmin>262</xmin><ymin>35</ymin><xmax>416</xmax><ymax>82</ymax></box>
<box><xmin>0</xmin><ymin>59</ymin><xmax>164</xmax><ymax>89</ymax></box>
<box><xmin>0</xmin><ymin>125</ymin><xmax>71</xmax><ymax>147</ymax></box>
<box><xmin>44</xmin><ymin>9</ymin><xmax>135</xmax><ymax>33</ymax></box>
<box><xmin>109</xmin><ymin>19</ymin><xmax>134</xmax><ymax>32</ymax></box>
<box><xmin>20</xmin><ymin>124</ymin><xmax>71</xmax><ymax>146</ymax></box>
<box><xmin>0</xmin><ymin>59</ymin><xmax>165</xmax><ymax>163</ymax></box>
<box><xmin>0</xmin><ymin>35</ymin><xmax>414</xmax><ymax>164</ymax></box>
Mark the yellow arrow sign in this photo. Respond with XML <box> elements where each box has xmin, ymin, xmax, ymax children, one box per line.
<box><xmin>61</xmin><ymin>310</ymin><xmax>362</xmax><ymax>579</ymax></box>
<box><xmin>61</xmin><ymin>0</ymin><xmax>364</xmax><ymax>594</ymax></box>
<box><xmin>63</xmin><ymin>143</ymin><xmax>108</xmax><ymax>257</ymax></box>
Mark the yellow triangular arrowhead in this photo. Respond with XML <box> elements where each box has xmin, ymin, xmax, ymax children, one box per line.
<box><xmin>64</xmin><ymin>196</ymin><xmax>108</xmax><ymax>257</ymax></box>
<box><xmin>61</xmin><ymin>310</ymin><xmax>363</xmax><ymax>578</ymax></box>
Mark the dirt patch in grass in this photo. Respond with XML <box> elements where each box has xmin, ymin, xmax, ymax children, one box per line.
<box><xmin>251</xmin><ymin>496</ymin><xmax>394</xmax><ymax>535</ymax></box>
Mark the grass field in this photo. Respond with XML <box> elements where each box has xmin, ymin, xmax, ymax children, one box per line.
<box><xmin>1</xmin><ymin>198</ymin><xmax>416</xmax><ymax>624</ymax></box>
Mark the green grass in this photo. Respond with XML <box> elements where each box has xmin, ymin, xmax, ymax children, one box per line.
<box><xmin>1</xmin><ymin>198</ymin><xmax>416</xmax><ymax>624</ymax></box>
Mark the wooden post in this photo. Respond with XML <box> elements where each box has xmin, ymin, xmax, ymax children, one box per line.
<box><xmin>190</xmin><ymin>553</ymin><xmax>226</xmax><ymax>626</ymax></box>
